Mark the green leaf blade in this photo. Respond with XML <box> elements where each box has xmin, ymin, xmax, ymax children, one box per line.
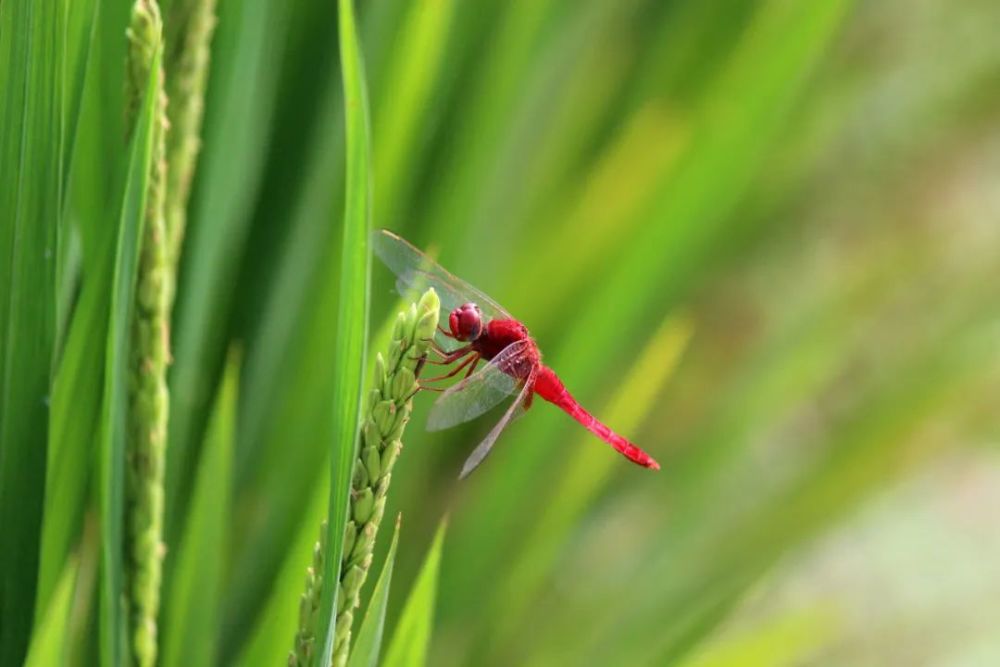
<box><xmin>314</xmin><ymin>0</ymin><xmax>373</xmax><ymax>664</ymax></box>
<box><xmin>347</xmin><ymin>516</ymin><xmax>402</xmax><ymax>667</ymax></box>
<box><xmin>382</xmin><ymin>521</ymin><xmax>447</xmax><ymax>667</ymax></box>
<box><xmin>165</xmin><ymin>0</ymin><xmax>293</xmax><ymax>541</ymax></box>
<box><xmin>0</xmin><ymin>0</ymin><xmax>66</xmax><ymax>661</ymax></box>
<box><xmin>161</xmin><ymin>349</ymin><xmax>238</xmax><ymax>667</ymax></box>
<box><xmin>24</xmin><ymin>557</ymin><xmax>79</xmax><ymax>667</ymax></box>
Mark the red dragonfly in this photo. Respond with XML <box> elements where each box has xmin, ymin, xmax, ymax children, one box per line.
<box><xmin>373</xmin><ymin>229</ymin><xmax>660</xmax><ymax>478</ymax></box>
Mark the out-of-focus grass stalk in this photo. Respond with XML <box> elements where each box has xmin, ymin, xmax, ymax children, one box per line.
<box><xmin>125</xmin><ymin>2</ymin><xmax>169</xmax><ymax>665</ymax></box>
<box><xmin>164</xmin><ymin>0</ymin><xmax>217</xmax><ymax>271</ymax></box>
<box><xmin>373</xmin><ymin>0</ymin><xmax>456</xmax><ymax>227</ymax></box>
<box><xmin>289</xmin><ymin>289</ymin><xmax>439</xmax><ymax>667</ymax></box>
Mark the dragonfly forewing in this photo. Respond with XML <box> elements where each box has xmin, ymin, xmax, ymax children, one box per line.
<box><xmin>374</xmin><ymin>229</ymin><xmax>513</xmax><ymax>322</ymax></box>
<box><xmin>459</xmin><ymin>370</ymin><xmax>536</xmax><ymax>479</ymax></box>
<box><xmin>426</xmin><ymin>340</ymin><xmax>530</xmax><ymax>431</ymax></box>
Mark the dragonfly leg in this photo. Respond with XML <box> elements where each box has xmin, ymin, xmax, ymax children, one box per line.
<box><xmin>420</xmin><ymin>356</ymin><xmax>459</xmax><ymax>366</ymax></box>
<box><xmin>415</xmin><ymin>344</ymin><xmax>472</xmax><ymax>366</ymax></box>
<box><xmin>429</xmin><ymin>337</ymin><xmax>463</xmax><ymax>355</ymax></box>
<box><xmin>420</xmin><ymin>352</ymin><xmax>478</xmax><ymax>384</ymax></box>
<box><xmin>463</xmin><ymin>356</ymin><xmax>480</xmax><ymax>379</ymax></box>
<box><xmin>409</xmin><ymin>353</ymin><xmax>479</xmax><ymax>400</ymax></box>
<box><xmin>523</xmin><ymin>390</ymin><xmax>535</xmax><ymax>409</ymax></box>
<box><xmin>414</xmin><ymin>353</ymin><xmax>428</xmax><ymax>378</ymax></box>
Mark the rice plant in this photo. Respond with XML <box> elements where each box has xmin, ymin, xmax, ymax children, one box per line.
<box><xmin>3</xmin><ymin>0</ymin><xmax>1000</xmax><ymax>665</ymax></box>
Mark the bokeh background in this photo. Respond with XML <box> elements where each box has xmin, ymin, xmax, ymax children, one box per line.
<box><xmin>12</xmin><ymin>0</ymin><xmax>1000</xmax><ymax>664</ymax></box>
<box><xmin>217</xmin><ymin>0</ymin><xmax>1000</xmax><ymax>663</ymax></box>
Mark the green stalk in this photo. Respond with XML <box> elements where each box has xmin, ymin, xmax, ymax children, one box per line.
<box><xmin>163</xmin><ymin>0</ymin><xmax>218</xmax><ymax>270</ymax></box>
<box><xmin>125</xmin><ymin>2</ymin><xmax>169</xmax><ymax>665</ymax></box>
<box><xmin>289</xmin><ymin>288</ymin><xmax>440</xmax><ymax>667</ymax></box>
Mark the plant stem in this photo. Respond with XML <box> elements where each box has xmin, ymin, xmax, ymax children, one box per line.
<box><xmin>289</xmin><ymin>288</ymin><xmax>440</xmax><ymax>667</ymax></box>
<box><xmin>125</xmin><ymin>1</ymin><xmax>169</xmax><ymax>665</ymax></box>
<box><xmin>163</xmin><ymin>0</ymin><xmax>218</xmax><ymax>272</ymax></box>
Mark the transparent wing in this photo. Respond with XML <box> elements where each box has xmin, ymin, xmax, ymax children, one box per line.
<box><xmin>459</xmin><ymin>370</ymin><xmax>536</xmax><ymax>479</ymax></box>
<box><xmin>372</xmin><ymin>229</ymin><xmax>513</xmax><ymax>322</ymax></box>
<box><xmin>426</xmin><ymin>340</ymin><xmax>531</xmax><ymax>432</ymax></box>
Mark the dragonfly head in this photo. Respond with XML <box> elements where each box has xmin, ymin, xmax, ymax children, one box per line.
<box><xmin>449</xmin><ymin>302</ymin><xmax>484</xmax><ymax>341</ymax></box>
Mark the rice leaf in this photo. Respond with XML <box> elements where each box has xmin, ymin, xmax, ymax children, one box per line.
<box><xmin>382</xmin><ymin>520</ymin><xmax>447</xmax><ymax>667</ymax></box>
<box><xmin>234</xmin><ymin>475</ymin><xmax>329</xmax><ymax>667</ymax></box>
<box><xmin>313</xmin><ymin>0</ymin><xmax>373</xmax><ymax>664</ymax></box>
<box><xmin>24</xmin><ymin>557</ymin><xmax>78</xmax><ymax>667</ymax></box>
<box><xmin>36</xmin><ymin>0</ymin><xmax>120</xmax><ymax>617</ymax></box>
<box><xmin>165</xmin><ymin>0</ymin><xmax>292</xmax><ymax>540</ymax></box>
<box><xmin>373</xmin><ymin>0</ymin><xmax>456</xmax><ymax>225</ymax></box>
<box><xmin>160</xmin><ymin>349</ymin><xmax>238</xmax><ymax>667</ymax></box>
<box><xmin>0</xmin><ymin>0</ymin><xmax>65</xmax><ymax>661</ymax></box>
<box><xmin>347</xmin><ymin>516</ymin><xmax>402</xmax><ymax>667</ymax></box>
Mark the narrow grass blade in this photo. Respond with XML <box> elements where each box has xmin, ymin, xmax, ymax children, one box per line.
<box><xmin>314</xmin><ymin>0</ymin><xmax>373</xmax><ymax>664</ymax></box>
<box><xmin>37</xmin><ymin>0</ymin><xmax>122</xmax><ymax>615</ymax></box>
<box><xmin>24</xmin><ymin>557</ymin><xmax>78</xmax><ymax>667</ymax></box>
<box><xmin>160</xmin><ymin>349</ymin><xmax>238</xmax><ymax>667</ymax></box>
<box><xmin>382</xmin><ymin>521</ymin><xmax>447</xmax><ymax>667</ymax></box>
<box><xmin>419</xmin><ymin>0</ymin><xmax>558</xmax><ymax>245</ymax></box>
<box><xmin>216</xmin><ymin>106</ymin><xmax>346</xmax><ymax>652</ymax></box>
<box><xmin>373</xmin><ymin>0</ymin><xmax>456</xmax><ymax>226</ymax></box>
<box><xmin>165</xmin><ymin>0</ymin><xmax>292</xmax><ymax>538</ymax></box>
<box><xmin>97</xmin><ymin>46</ymin><xmax>161</xmax><ymax>667</ymax></box>
<box><xmin>235</xmin><ymin>473</ymin><xmax>329</xmax><ymax>667</ymax></box>
<box><xmin>55</xmin><ymin>0</ymin><xmax>99</xmax><ymax>349</ymax></box>
<box><xmin>37</xmin><ymin>260</ymin><xmax>109</xmax><ymax>617</ymax></box>
<box><xmin>62</xmin><ymin>512</ymin><xmax>101</xmax><ymax>667</ymax></box>
<box><xmin>347</xmin><ymin>515</ymin><xmax>402</xmax><ymax>667</ymax></box>
<box><xmin>0</xmin><ymin>0</ymin><xmax>65</xmax><ymax>660</ymax></box>
<box><xmin>59</xmin><ymin>0</ymin><xmax>99</xmax><ymax>190</ymax></box>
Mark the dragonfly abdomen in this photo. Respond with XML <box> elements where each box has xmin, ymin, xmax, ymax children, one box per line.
<box><xmin>535</xmin><ymin>367</ymin><xmax>660</xmax><ymax>470</ymax></box>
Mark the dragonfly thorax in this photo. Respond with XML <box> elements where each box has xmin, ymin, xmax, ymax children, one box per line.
<box><xmin>449</xmin><ymin>302</ymin><xmax>484</xmax><ymax>341</ymax></box>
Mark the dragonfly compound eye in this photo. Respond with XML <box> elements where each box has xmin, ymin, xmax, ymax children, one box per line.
<box><xmin>450</xmin><ymin>303</ymin><xmax>483</xmax><ymax>341</ymax></box>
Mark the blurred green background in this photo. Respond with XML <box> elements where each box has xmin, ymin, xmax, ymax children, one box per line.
<box><xmin>5</xmin><ymin>0</ymin><xmax>1000</xmax><ymax>664</ymax></box>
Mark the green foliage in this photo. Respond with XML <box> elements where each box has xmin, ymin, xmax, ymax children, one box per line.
<box><xmin>24</xmin><ymin>558</ymin><xmax>78</xmax><ymax>667</ymax></box>
<box><xmin>313</xmin><ymin>0</ymin><xmax>374</xmax><ymax>664</ymax></box>
<box><xmin>160</xmin><ymin>349</ymin><xmax>237</xmax><ymax>667</ymax></box>
<box><xmin>382</xmin><ymin>521</ymin><xmax>447</xmax><ymax>667</ymax></box>
<box><xmin>0</xmin><ymin>0</ymin><xmax>64</xmax><ymax>661</ymax></box>
<box><xmin>348</xmin><ymin>517</ymin><xmax>402</xmax><ymax>667</ymax></box>
<box><xmin>8</xmin><ymin>0</ymin><xmax>1000</xmax><ymax>665</ymax></box>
